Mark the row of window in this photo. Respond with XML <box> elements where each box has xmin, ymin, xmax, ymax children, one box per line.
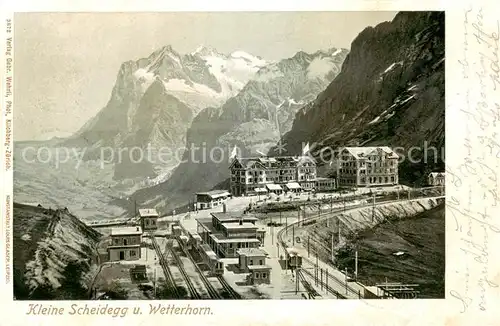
<box><xmin>113</xmin><ymin>237</ymin><xmax>140</xmax><ymax>246</ymax></box>
<box><xmin>254</xmin><ymin>272</ymin><xmax>268</xmax><ymax>279</ymax></box>
<box><xmin>339</xmin><ymin>168</ymin><xmax>397</xmax><ymax>175</ymax></box>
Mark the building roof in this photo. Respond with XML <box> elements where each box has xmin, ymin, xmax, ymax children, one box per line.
<box><xmin>131</xmin><ymin>265</ymin><xmax>147</xmax><ymax>273</ymax></box>
<box><xmin>111</xmin><ymin>226</ymin><xmax>142</xmax><ymax>236</ymax></box>
<box><xmin>209</xmin><ymin>233</ymin><xmax>261</xmax><ymax>244</ymax></box>
<box><xmin>210</xmin><ymin>212</ymin><xmax>258</xmax><ymax>223</ymax></box>
<box><xmin>230</xmin><ymin>155</ymin><xmax>316</xmax><ymax>170</ymax></box>
<box><xmin>223</xmin><ymin>222</ymin><xmax>258</xmax><ymax>230</ymax></box>
<box><xmin>248</xmin><ymin>264</ymin><xmax>272</xmax><ymax>271</ymax></box>
<box><xmin>285</xmin><ymin>182</ymin><xmax>302</xmax><ymax>189</ymax></box>
<box><xmin>108</xmin><ymin>244</ymin><xmax>141</xmax><ymax>249</ymax></box>
<box><xmin>266</xmin><ymin>183</ymin><xmax>283</xmax><ymax>191</ymax></box>
<box><xmin>237</xmin><ymin>248</ymin><xmax>267</xmax><ymax>257</ymax></box>
<box><xmin>196</xmin><ymin>190</ymin><xmax>231</xmax><ymax>199</ymax></box>
<box><xmin>429</xmin><ymin>172</ymin><xmax>445</xmax><ymax>177</ymax></box>
<box><xmin>286</xmin><ymin>247</ymin><xmax>302</xmax><ymax>257</ymax></box>
<box><xmin>138</xmin><ymin>208</ymin><xmax>159</xmax><ymax>217</ymax></box>
<box><xmin>340</xmin><ymin>146</ymin><xmax>399</xmax><ymax>159</ymax></box>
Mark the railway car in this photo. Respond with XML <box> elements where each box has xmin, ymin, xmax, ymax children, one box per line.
<box><xmin>179</xmin><ymin>235</ymin><xmax>189</xmax><ymax>248</ymax></box>
<box><xmin>187</xmin><ymin>232</ymin><xmax>202</xmax><ymax>250</ymax></box>
<box><xmin>285</xmin><ymin>247</ymin><xmax>303</xmax><ymax>269</ymax></box>
<box><xmin>199</xmin><ymin>244</ymin><xmax>224</xmax><ymax>276</ymax></box>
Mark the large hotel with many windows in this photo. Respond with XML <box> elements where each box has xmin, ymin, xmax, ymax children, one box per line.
<box><xmin>229</xmin><ymin>156</ymin><xmax>318</xmax><ymax>196</ymax></box>
<box><xmin>336</xmin><ymin>147</ymin><xmax>399</xmax><ymax>188</ymax></box>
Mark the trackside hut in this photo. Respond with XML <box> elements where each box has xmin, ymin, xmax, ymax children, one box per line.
<box><xmin>108</xmin><ymin>226</ymin><xmax>143</xmax><ymax>261</ymax></box>
<box><xmin>139</xmin><ymin>208</ymin><xmax>159</xmax><ymax>230</ymax></box>
<box><xmin>237</xmin><ymin>248</ymin><xmax>271</xmax><ymax>285</ymax></box>
<box><xmin>195</xmin><ymin>190</ymin><xmax>231</xmax><ymax>210</ymax></box>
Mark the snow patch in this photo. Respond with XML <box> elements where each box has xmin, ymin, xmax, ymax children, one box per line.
<box><xmin>380</xmin><ymin>61</ymin><xmax>404</xmax><ymax>77</ymax></box>
<box><xmin>230</xmin><ymin>51</ymin><xmax>266</xmax><ymax>66</ymax></box>
<box><xmin>307</xmin><ymin>57</ymin><xmax>335</xmax><ymax>79</ymax></box>
<box><xmin>21</xmin><ymin>234</ymin><xmax>31</xmax><ymax>241</ymax></box>
<box><xmin>331</xmin><ymin>48</ymin><xmax>342</xmax><ymax>56</ymax></box>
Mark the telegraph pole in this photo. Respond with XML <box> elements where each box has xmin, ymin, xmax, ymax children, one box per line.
<box><xmin>153</xmin><ymin>268</ymin><xmax>157</xmax><ymax>298</ymax></box>
<box><xmin>331</xmin><ymin>231</ymin><xmax>334</xmax><ymax>262</ymax></box>
<box><xmin>355</xmin><ymin>250</ymin><xmax>358</xmax><ymax>281</ymax></box>
<box><xmin>371</xmin><ymin>193</ymin><xmax>375</xmax><ymax>222</ymax></box>
<box><xmin>338</xmin><ymin>217</ymin><xmax>341</xmax><ymax>244</ymax></box>
<box><xmin>307</xmin><ymin>236</ymin><xmax>310</xmax><ymax>257</ymax></box>
<box><xmin>321</xmin><ymin>269</ymin><xmax>324</xmax><ymax>291</ymax></box>
<box><xmin>345</xmin><ymin>267</ymin><xmax>348</xmax><ymax>295</ymax></box>
<box><xmin>292</xmin><ymin>225</ymin><xmax>295</xmax><ymax>246</ymax></box>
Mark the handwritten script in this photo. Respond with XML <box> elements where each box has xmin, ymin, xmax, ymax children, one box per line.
<box><xmin>448</xmin><ymin>6</ymin><xmax>500</xmax><ymax>313</ymax></box>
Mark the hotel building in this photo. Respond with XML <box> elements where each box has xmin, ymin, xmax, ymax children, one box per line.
<box><xmin>336</xmin><ymin>147</ymin><xmax>399</xmax><ymax>188</ymax></box>
<box><xmin>229</xmin><ymin>156</ymin><xmax>318</xmax><ymax>196</ymax></box>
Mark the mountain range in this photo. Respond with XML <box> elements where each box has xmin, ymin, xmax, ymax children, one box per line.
<box><xmin>128</xmin><ymin>47</ymin><xmax>348</xmax><ymax>213</ymax></box>
<box><xmin>62</xmin><ymin>45</ymin><xmax>268</xmax><ymax>180</ymax></box>
<box><xmin>130</xmin><ymin>11</ymin><xmax>445</xmax><ymax>214</ymax></box>
<box><xmin>274</xmin><ymin>11</ymin><xmax>445</xmax><ymax>185</ymax></box>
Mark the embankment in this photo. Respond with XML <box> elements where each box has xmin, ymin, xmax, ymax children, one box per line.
<box><xmin>303</xmin><ymin>197</ymin><xmax>445</xmax><ymax>298</ymax></box>
<box><xmin>13</xmin><ymin>203</ymin><xmax>102</xmax><ymax>300</ymax></box>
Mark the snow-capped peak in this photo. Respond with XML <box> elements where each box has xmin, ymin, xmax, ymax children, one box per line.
<box><xmin>191</xmin><ymin>45</ymin><xmax>224</xmax><ymax>57</ymax></box>
<box><xmin>230</xmin><ymin>50</ymin><xmax>266</xmax><ymax>66</ymax></box>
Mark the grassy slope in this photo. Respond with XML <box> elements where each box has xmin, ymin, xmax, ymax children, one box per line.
<box><xmin>335</xmin><ymin>203</ymin><xmax>445</xmax><ymax>298</ymax></box>
<box><xmin>13</xmin><ymin>203</ymin><xmax>102</xmax><ymax>300</ymax></box>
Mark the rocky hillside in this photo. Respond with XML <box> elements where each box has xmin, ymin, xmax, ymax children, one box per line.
<box><xmin>274</xmin><ymin>12</ymin><xmax>445</xmax><ymax>186</ymax></box>
<box><xmin>130</xmin><ymin>48</ymin><xmax>348</xmax><ymax>213</ymax></box>
<box><xmin>13</xmin><ymin>203</ymin><xmax>101</xmax><ymax>300</ymax></box>
<box><xmin>63</xmin><ymin>45</ymin><xmax>266</xmax><ymax>180</ymax></box>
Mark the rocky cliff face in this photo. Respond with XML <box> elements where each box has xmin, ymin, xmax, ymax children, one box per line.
<box><xmin>63</xmin><ymin>45</ymin><xmax>266</xmax><ymax>180</ymax></box>
<box><xmin>131</xmin><ymin>48</ymin><xmax>348</xmax><ymax>213</ymax></box>
<box><xmin>275</xmin><ymin>12</ymin><xmax>445</xmax><ymax>185</ymax></box>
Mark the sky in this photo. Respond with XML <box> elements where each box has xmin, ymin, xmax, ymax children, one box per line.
<box><xmin>14</xmin><ymin>11</ymin><xmax>397</xmax><ymax>141</ymax></box>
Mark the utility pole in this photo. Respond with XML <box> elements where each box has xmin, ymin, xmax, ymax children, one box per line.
<box><xmin>292</xmin><ymin>225</ymin><xmax>295</xmax><ymax>246</ymax></box>
<box><xmin>153</xmin><ymin>268</ymin><xmax>157</xmax><ymax>298</ymax></box>
<box><xmin>308</xmin><ymin>236</ymin><xmax>310</xmax><ymax>257</ymax></box>
<box><xmin>355</xmin><ymin>250</ymin><xmax>358</xmax><ymax>281</ymax></box>
<box><xmin>338</xmin><ymin>217</ymin><xmax>341</xmax><ymax>244</ymax></box>
<box><xmin>372</xmin><ymin>193</ymin><xmax>375</xmax><ymax>222</ymax></box>
<box><xmin>295</xmin><ymin>269</ymin><xmax>299</xmax><ymax>294</ymax></box>
<box><xmin>326</xmin><ymin>269</ymin><xmax>329</xmax><ymax>290</ymax></box>
<box><xmin>321</xmin><ymin>268</ymin><xmax>324</xmax><ymax>291</ymax></box>
<box><xmin>345</xmin><ymin>267</ymin><xmax>348</xmax><ymax>295</ymax></box>
<box><xmin>331</xmin><ymin>231</ymin><xmax>334</xmax><ymax>262</ymax></box>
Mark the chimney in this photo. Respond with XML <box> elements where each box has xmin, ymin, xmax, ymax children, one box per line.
<box><xmin>222</xmin><ymin>203</ymin><xmax>227</xmax><ymax>213</ymax></box>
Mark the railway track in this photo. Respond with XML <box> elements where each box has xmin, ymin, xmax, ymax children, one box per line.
<box><xmin>176</xmin><ymin>240</ymin><xmax>224</xmax><ymax>299</ymax></box>
<box><xmin>168</xmin><ymin>242</ymin><xmax>202</xmax><ymax>299</ymax></box>
<box><xmin>150</xmin><ymin>235</ymin><xmax>180</xmax><ymax>298</ymax></box>
<box><xmin>302</xmin><ymin>258</ymin><xmax>359</xmax><ymax>298</ymax></box>
<box><xmin>296</xmin><ymin>268</ymin><xmax>321</xmax><ymax>299</ymax></box>
<box><xmin>217</xmin><ymin>276</ymin><xmax>242</xmax><ymax>299</ymax></box>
